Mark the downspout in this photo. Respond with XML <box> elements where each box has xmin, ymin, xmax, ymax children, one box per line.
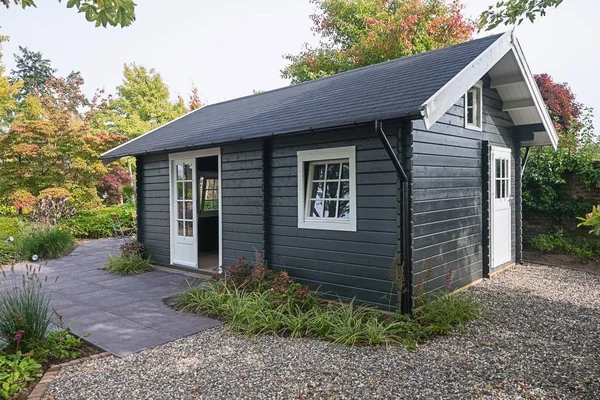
<box><xmin>376</xmin><ymin>121</ymin><xmax>412</xmax><ymax>314</ymax></box>
<box><xmin>520</xmin><ymin>146</ymin><xmax>531</xmax><ymax>180</ymax></box>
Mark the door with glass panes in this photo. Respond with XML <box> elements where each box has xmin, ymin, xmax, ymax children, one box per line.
<box><xmin>491</xmin><ymin>147</ymin><xmax>512</xmax><ymax>267</ymax></box>
<box><xmin>171</xmin><ymin>158</ymin><xmax>197</xmax><ymax>267</ymax></box>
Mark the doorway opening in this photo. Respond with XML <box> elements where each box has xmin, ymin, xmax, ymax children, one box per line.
<box><xmin>196</xmin><ymin>156</ymin><xmax>219</xmax><ymax>272</ymax></box>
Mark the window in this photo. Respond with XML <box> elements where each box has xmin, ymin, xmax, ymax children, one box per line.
<box><xmin>297</xmin><ymin>146</ymin><xmax>357</xmax><ymax>231</ymax></box>
<box><xmin>175</xmin><ymin>162</ymin><xmax>194</xmax><ymax>237</ymax></box>
<box><xmin>200</xmin><ymin>177</ymin><xmax>219</xmax><ymax>212</ymax></box>
<box><xmin>495</xmin><ymin>157</ymin><xmax>510</xmax><ymax>200</ymax></box>
<box><xmin>465</xmin><ymin>81</ymin><xmax>483</xmax><ymax>130</ymax></box>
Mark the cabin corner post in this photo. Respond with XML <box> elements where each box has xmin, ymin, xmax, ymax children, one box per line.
<box><xmin>400</xmin><ymin>120</ymin><xmax>414</xmax><ymax>314</ymax></box>
<box><xmin>261</xmin><ymin>138</ymin><xmax>273</xmax><ymax>265</ymax></box>
<box><xmin>481</xmin><ymin>141</ymin><xmax>491</xmax><ymax>278</ymax></box>
<box><xmin>515</xmin><ymin>139</ymin><xmax>523</xmax><ymax>264</ymax></box>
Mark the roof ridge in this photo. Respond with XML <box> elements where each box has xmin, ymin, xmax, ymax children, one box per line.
<box><xmin>201</xmin><ymin>33</ymin><xmax>505</xmax><ymax>111</ymax></box>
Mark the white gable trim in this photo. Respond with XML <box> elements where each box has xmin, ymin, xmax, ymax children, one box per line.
<box><xmin>419</xmin><ymin>30</ymin><xmax>558</xmax><ymax>150</ymax></box>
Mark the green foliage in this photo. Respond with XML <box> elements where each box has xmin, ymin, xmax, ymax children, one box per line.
<box><xmin>0</xmin><ymin>265</ymin><xmax>54</xmax><ymax>353</ymax></box>
<box><xmin>577</xmin><ymin>205</ymin><xmax>600</xmax><ymax>236</ymax></box>
<box><xmin>479</xmin><ymin>0</ymin><xmax>563</xmax><ymax>31</ymax></box>
<box><xmin>282</xmin><ymin>0</ymin><xmax>475</xmax><ymax>84</ymax></box>
<box><xmin>530</xmin><ymin>231</ymin><xmax>600</xmax><ymax>259</ymax></box>
<box><xmin>0</xmin><ymin>353</ymin><xmax>42</xmax><ymax>400</ymax></box>
<box><xmin>105</xmin><ymin>253</ymin><xmax>151</xmax><ymax>276</ymax></box>
<box><xmin>177</xmin><ymin>252</ymin><xmax>482</xmax><ymax>347</ymax></box>
<box><xmin>522</xmin><ymin>109</ymin><xmax>599</xmax><ymax>217</ymax></box>
<box><xmin>1</xmin><ymin>0</ymin><xmax>136</xmax><ymax>28</ymax></box>
<box><xmin>0</xmin><ymin>218</ymin><xmax>23</xmax><ymax>266</ymax></box>
<box><xmin>19</xmin><ymin>226</ymin><xmax>75</xmax><ymax>260</ymax></box>
<box><xmin>29</xmin><ymin>329</ymin><xmax>83</xmax><ymax>365</ymax></box>
<box><xmin>9</xmin><ymin>46</ymin><xmax>54</xmax><ymax>102</ymax></box>
<box><xmin>0</xmin><ymin>35</ymin><xmax>21</xmax><ymax>134</ymax></box>
<box><xmin>59</xmin><ymin>204</ymin><xmax>134</xmax><ymax>239</ymax></box>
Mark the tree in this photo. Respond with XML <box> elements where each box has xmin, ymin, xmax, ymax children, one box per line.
<box><xmin>1</xmin><ymin>0</ymin><xmax>136</xmax><ymax>28</ymax></box>
<box><xmin>10</xmin><ymin>46</ymin><xmax>55</xmax><ymax>101</ymax></box>
<box><xmin>282</xmin><ymin>0</ymin><xmax>475</xmax><ymax>84</ymax></box>
<box><xmin>534</xmin><ymin>73</ymin><xmax>581</xmax><ymax>133</ymax></box>
<box><xmin>188</xmin><ymin>85</ymin><xmax>203</xmax><ymax>111</ymax></box>
<box><xmin>479</xmin><ymin>0</ymin><xmax>563</xmax><ymax>31</ymax></box>
<box><xmin>0</xmin><ymin>35</ymin><xmax>21</xmax><ymax>130</ymax></box>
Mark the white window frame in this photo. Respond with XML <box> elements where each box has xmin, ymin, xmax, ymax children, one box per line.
<box><xmin>297</xmin><ymin>146</ymin><xmax>357</xmax><ymax>232</ymax></box>
<box><xmin>464</xmin><ymin>80</ymin><xmax>483</xmax><ymax>131</ymax></box>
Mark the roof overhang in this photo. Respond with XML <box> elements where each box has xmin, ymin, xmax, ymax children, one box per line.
<box><xmin>419</xmin><ymin>30</ymin><xmax>558</xmax><ymax>149</ymax></box>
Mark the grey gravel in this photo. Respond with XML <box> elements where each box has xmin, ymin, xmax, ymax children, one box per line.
<box><xmin>46</xmin><ymin>264</ymin><xmax>600</xmax><ymax>399</ymax></box>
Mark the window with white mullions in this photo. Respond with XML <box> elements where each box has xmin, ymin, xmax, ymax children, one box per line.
<box><xmin>465</xmin><ymin>81</ymin><xmax>483</xmax><ymax>130</ymax></box>
<box><xmin>307</xmin><ymin>160</ymin><xmax>351</xmax><ymax>219</ymax></box>
<box><xmin>297</xmin><ymin>146</ymin><xmax>357</xmax><ymax>231</ymax></box>
<box><xmin>495</xmin><ymin>157</ymin><xmax>510</xmax><ymax>199</ymax></box>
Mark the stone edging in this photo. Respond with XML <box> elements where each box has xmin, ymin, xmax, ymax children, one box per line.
<box><xmin>27</xmin><ymin>351</ymin><xmax>112</xmax><ymax>400</ymax></box>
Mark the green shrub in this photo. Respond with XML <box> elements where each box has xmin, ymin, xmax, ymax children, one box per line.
<box><xmin>29</xmin><ymin>329</ymin><xmax>83</xmax><ymax>365</ymax></box>
<box><xmin>530</xmin><ymin>231</ymin><xmax>600</xmax><ymax>259</ymax></box>
<box><xmin>19</xmin><ymin>226</ymin><xmax>76</xmax><ymax>260</ymax></box>
<box><xmin>0</xmin><ymin>266</ymin><xmax>54</xmax><ymax>352</ymax></box>
<box><xmin>0</xmin><ymin>354</ymin><xmax>43</xmax><ymax>399</ymax></box>
<box><xmin>59</xmin><ymin>204</ymin><xmax>135</xmax><ymax>239</ymax></box>
<box><xmin>106</xmin><ymin>254</ymin><xmax>152</xmax><ymax>276</ymax></box>
<box><xmin>0</xmin><ymin>218</ymin><xmax>24</xmax><ymax>266</ymax></box>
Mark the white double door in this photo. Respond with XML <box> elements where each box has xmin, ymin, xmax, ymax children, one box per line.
<box><xmin>491</xmin><ymin>146</ymin><xmax>512</xmax><ymax>268</ymax></box>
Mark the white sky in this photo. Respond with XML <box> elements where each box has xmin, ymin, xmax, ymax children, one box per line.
<box><xmin>0</xmin><ymin>0</ymin><xmax>598</xmax><ymax>128</ymax></box>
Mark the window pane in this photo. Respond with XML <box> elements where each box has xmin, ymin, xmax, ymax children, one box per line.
<box><xmin>496</xmin><ymin>159</ymin><xmax>501</xmax><ymax>178</ymax></box>
<box><xmin>340</xmin><ymin>181</ymin><xmax>350</xmax><ymax>199</ymax></box>
<box><xmin>177</xmin><ymin>182</ymin><xmax>184</xmax><ymax>200</ymax></box>
<box><xmin>467</xmin><ymin>91</ymin><xmax>474</xmax><ymax>107</ymax></box>
<box><xmin>324</xmin><ymin>201</ymin><xmax>337</xmax><ymax>218</ymax></box>
<box><xmin>177</xmin><ymin>201</ymin><xmax>183</xmax><ymax>219</ymax></box>
<box><xmin>177</xmin><ymin>164</ymin><xmax>184</xmax><ymax>181</ymax></box>
<box><xmin>184</xmin><ymin>163</ymin><xmax>193</xmax><ymax>180</ymax></box>
<box><xmin>185</xmin><ymin>201</ymin><xmax>193</xmax><ymax>219</ymax></box>
<box><xmin>178</xmin><ymin>221</ymin><xmax>184</xmax><ymax>236</ymax></box>
<box><xmin>310</xmin><ymin>200</ymin><xmax>323</xmax><ymax>217</ymax></box>
<box><xmin>326</xmin><ymin>163</ymin><xmax>340</xmax><ymax>180</ymax></box>
<box><xmin>341</xmin><ymin>163</ymin><xmax>350</xmax><ymax>179</ymax></box>
<box><xmin>313</xmin><ymin>164</ymin><xmax>326</xmax><ymax>180</ymax></box>
<box><xmin>185</xmin><ymin>182</ymin><xmax>193</xmax><ymax>200</ymax></box>
<box><xmin>338</xmin><ymin>201</ymin><xmax>350</xmax><ymax>219</ymax></box>
<box><xmin>495</xmin><ymin>180</ymin><xmax>501</xmax><ymax>199</ymax></box>
<box><xmin>501</xmin><ymin>179</ymin><xmax>506</xmax><ymax>198</ymax></box>
<box><xmin>325</xmin><ymin>182</ymin><xmax>339</xmax><ymax>199</ymax></box>
<box><xmin>185</xmin><ymin>221</ymin><xmax>193</xmax><ymax>237</ymax></box>
<box><xmin>467</xmin><ymin>108</ymin><xmax>474</xmax><ymax>124</ymax></box>
<box><xmin>311</xmin><ymin>182</ymin><xmax>324</xmax><ymax>199</ymax></box>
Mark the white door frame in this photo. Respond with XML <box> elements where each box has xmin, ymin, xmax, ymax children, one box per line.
<box><xmin>490</xmin><ymin>146</ymin><xmax>512</xmax><ymax>268</ymax></box>
<box><xmin>168</xmin><ymin>148</ymin><xmax>222</xmax><ymax>268</ymax></box>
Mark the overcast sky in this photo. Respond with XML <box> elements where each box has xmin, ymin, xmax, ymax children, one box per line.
<box><xmin>0</xmin><ymin>0</ymin><xmax>598</xmax><ymax>128</ymax></box>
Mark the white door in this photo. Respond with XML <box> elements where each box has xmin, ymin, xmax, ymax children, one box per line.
<box><xmin>491</xmin><ymin>147</ymin><xmax>512</xmax><ymax>268</ymax></box>
<box><xmin>170</xmin><ymin>158</ymin><xmax>197</xmax><ymax>268</ymax></box>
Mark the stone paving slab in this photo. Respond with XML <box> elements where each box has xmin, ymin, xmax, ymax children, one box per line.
<box><xmin>7</xmin><ymin>239</ymin><xmax>220</xmax><ymax>357</ymax></box>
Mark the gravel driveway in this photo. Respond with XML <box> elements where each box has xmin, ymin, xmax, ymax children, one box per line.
<box><xmin>46</xmin><ymin>264</ymin><xmax>600</xmax><ymax>399</ymax></box>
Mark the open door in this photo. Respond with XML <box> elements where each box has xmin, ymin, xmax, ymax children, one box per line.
<box><xmin>170</xmin><ymin>158</ymin><xmax>198</xmax><ymax>268</ymax></box>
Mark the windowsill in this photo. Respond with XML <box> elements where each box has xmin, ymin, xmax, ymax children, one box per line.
<box><xmin>465</xmin><ymin>123</ymin><xmax>482</xmax><ymax>132</ymax></box>
<box><xmin>298</xmin><ymin>218</ymin><xmax>357</xmax><ymax>232</ymax></box>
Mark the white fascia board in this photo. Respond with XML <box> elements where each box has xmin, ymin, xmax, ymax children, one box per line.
<box><xmin>510</xmin><ymin>36</ymin><xmax>558</xmax><ymax>149</ymax></box>
<box><xmin>420</xmin><ymin>30</ymin><xmax>513</xmax><ymax>130</ymax></box>
<box><xmin>100</xmin><ymin>106</ymin><xmax>205</xmax><ymax>159</ymax></box>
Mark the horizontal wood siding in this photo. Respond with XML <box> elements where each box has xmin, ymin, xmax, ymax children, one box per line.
<box><xmin>137</xmin><ymin>154</ymin><xmax>170</xmax><ymax>266</ymax></box>
<box><xmin>268</xmin><ymin>126</ymin><xmax>399</xmax><ymax>308</ymax></box>
<box><xmin>221</xmin><ymin>142</ymin><xmax>265</xmax><ymax>265</ymax></box>
<box><xmin>412</xmin><ymin>76</ymin><xmax>517</xmax><ymax>294</ymax></box>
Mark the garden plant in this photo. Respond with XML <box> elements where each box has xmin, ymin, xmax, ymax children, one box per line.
<box><xmin>105</xmin><ymin>241</ymin><xmax>152</xmax><ymax>276</ymax></box>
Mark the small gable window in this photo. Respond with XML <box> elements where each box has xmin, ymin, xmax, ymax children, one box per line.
<box><xmin>297</xmin><ymin>146</ymin><xmax>357</xmax><ymax>232</ymax></box>
<box><xmin>465</xmin><ymin>81</ymin><xmax>483</xmax><ymax>130</ymax></box>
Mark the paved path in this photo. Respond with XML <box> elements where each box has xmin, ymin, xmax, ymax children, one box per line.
<box><xmin>6</xmin><ymin>239</ymin><xmax>220</xmax><ymax>357</ymax></box>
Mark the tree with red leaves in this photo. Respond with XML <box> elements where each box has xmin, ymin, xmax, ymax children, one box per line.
<box><xmin>97</xmin><ymin>166</ymin><xmax>132</xmax><ymax>205</ymax></box>
<box><xmin>534</xmin><ymin>73</ymin><xmax>582</xmax><ymax>133</ymax></box>
<box><xmin>282</xmin><ymin>0</ymin><xmax>475</xmax><ymax>83</ymax></box>
<box><xmin>188</xmin><ymin>85</ymin><xmax>203</xmax><ymax>112</ymax></box>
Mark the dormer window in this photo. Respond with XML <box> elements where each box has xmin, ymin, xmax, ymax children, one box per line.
<box><xmin>465</xmin><ymin>81</ymin><xmax>483</xmax><ymax>131</ymax></box>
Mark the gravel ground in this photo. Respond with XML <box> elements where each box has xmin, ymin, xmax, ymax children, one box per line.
<box><xmin>46</xmin><ymin>264</ymin><xmax>600</xmax><ymax>399</ymax></box>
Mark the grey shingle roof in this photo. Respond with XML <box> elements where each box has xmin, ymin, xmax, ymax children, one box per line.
<box><xmin>102</xmin><ymin>34</ymin><xmax>502</xmax><ymax>160</ymax></box>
